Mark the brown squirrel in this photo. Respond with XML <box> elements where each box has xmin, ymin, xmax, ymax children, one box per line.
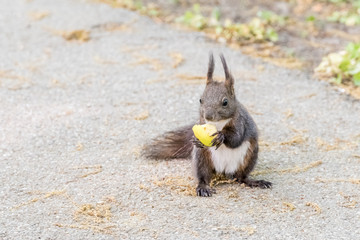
<box><xmin>144</xmin><ymin>53</ymin><xmax>271</xmax><ymax>197</ymax></box>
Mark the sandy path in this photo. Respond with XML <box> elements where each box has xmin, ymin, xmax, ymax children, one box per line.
<box><xmin>0</xmin><ymin>0</ymin><xmax>359</xmax><ymax>239</ymax></box>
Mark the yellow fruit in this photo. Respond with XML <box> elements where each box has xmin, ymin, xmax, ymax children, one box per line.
<box><xmin>192</xmin><ymin>124</ymin><xmax>217</xmax><ymax>147</ymax></box>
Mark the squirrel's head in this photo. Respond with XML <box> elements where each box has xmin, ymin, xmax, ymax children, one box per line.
<box><xmin>199</xmin><ymin>53</ymin><xmax>237</xmax><ymax>123</ymax></box>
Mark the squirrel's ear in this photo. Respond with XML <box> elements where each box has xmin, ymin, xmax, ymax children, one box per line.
<box><xmin>207</xmin><ymin>52</ymin><xmax>214</xmax><ymax>84</ymax></box>
<box><xmin>220</xmin><ymin>53</ymin><xmax>234</xmax><ymax>95</ymax></box>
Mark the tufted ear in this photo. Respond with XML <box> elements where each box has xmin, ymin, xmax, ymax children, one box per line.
<box><xmin>220</xmin><ymin>53</ymin><xmax>234</xmax><ymax>95</ymax></box>
<box><xmin>206</xmin><ymin>52</ymin><xmax>214</xmax><ymax>85</ymax></box>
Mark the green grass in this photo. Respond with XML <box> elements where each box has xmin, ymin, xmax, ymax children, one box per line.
<box><xmin>316</xmin><ymin>42</ymin><xmax>360</xmax><ymax>86</ymax></box>
<box><xmin>175</xmin><ymin>4</ymin><xmax>208</xmax><ymax>30</ymax></box>
<box><xmin>102</xmin><ymin>0</ymin><xmax>160</xmax><ymax>17</ymax></box>
<box><xmin>176</xmin><ymin>4</ymin><xmax>286</xmax><ymax>43</ymax></box>
<box><xmin>327</xmin><ymin>0</ymin><xmax>360</xmax><ymax>26</ymax></box>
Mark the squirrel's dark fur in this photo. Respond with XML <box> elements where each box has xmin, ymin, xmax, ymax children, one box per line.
<box><xmin>144</xmin><ymin>124</ymin><xmax>194</xmax><ymax>159</ymax></box>
<box><xmin>144</xmin><ymin>53</ymin><xmax>271</xmax><ymax>197</ymax></box>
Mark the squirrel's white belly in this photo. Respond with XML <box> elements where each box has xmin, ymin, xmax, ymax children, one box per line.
<box><xmin>210</xmin><ymin>141</ymin><xmax>250</xmax><ymax>174</ymax></box>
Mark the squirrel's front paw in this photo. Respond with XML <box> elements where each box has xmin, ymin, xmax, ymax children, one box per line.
<box><xmin>196</xmin><ymin>185</ymin><xmax>215</xmax><ymax>197</ymax></box>
<box><xmin>191</xmin><ymin>135</ymin><xmax>206</xmax><ymax>148</ymax></box>
<box><xmin>211</xmin><ymin>131</ymin><xmax>225</xmax><ymax>149</ymax></box>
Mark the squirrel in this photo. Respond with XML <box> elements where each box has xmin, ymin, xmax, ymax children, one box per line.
<box><xmin>144</xmin><ymin>53</ymin><xmax>272</xmax><ymax>197</ymax></box>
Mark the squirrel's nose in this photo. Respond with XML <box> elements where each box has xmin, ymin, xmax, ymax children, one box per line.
<box><xmin>204</xmin><ymin>110</ymin><xmax>215</xmax><ymax>121</ymax></box>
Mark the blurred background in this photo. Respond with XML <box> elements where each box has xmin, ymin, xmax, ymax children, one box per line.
<box><xmin>102</xmin><ymin>0</ymin><xmax>360</xmax><ymax>97</ymax></box>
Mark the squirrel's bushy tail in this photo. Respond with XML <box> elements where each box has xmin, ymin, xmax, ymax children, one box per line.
<box><xmin>143</xmin><ymin>125</ymin><xmax>194</xmax><ymax>160</ymax></box>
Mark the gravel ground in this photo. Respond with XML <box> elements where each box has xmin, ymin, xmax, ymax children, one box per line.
<box><xmin>1</xmin><ymin>0</ymin><xmax>359</xmax><ymax>239</ymax></box>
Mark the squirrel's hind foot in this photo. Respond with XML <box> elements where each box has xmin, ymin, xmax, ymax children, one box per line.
<box><xmin>240</xmin><ymin>179</ymin><xmax>272</xmax><ymax>189</ymax></box>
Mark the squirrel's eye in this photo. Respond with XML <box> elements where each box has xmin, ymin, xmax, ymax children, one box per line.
<box><xmin>222</xmin><ymin>98</ymin><xmax>228</xmax><ymax>107</ymax></box>
<box><xmin>199</xmin><ymin>99</ymin><xmax>202</xmax><ymax>104</ymax></box>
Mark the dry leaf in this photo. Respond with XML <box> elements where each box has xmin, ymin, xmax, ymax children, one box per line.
<box><xmin>175</xmin><ymin>74</ymin><xmax>206</xmax><ymax>84</ymax></box>
<box><xmin>153</xmin><ymin>176</ymin><xmax>196</xmax><ymax>196</ymax></box>
<box><xmin>74</xmin><ymin>203</ymin><xmax>112</xmax><ymax>223</ymax></box>
<box><xmin>55</xmin><ymin>195</ymin><xmax>117</xmax><ymax>234</ymax></box>
<box><xmin>227</xmin><ymin>188</ymin><xmax>239</xmax><ymax>199</ymax></box>
<box><xmin>283</xmin><ymin>202</ymin><xmax>296</xmax><ymax>211</ymax></box>
<box><xmin>317</xmin><ymin>138</ymin><xmax>357</xmax><ymax>151</ymax></box>
<box><xmin>134</xmin><ymin>110</ymin><xmax>149</xmax><ymax>120</ymax></box>
<box><xmin>61</xmin><ymin>30</ymin><xmax>90</xmax><ymax>42</ymax></box>
<box><xmin>121</xmin><ymin>44</ymin><xmax>158</xmax><ymax>53</ymax></box>
<box><xmin>54</xmin><ymin>223</ymin><xmax>116</xmax><ymax>234</ymax></box>
<box><xmin>0</xmin><ymin>70</ymin><xmax>28</xmax><ymax>81</ymax></box>
<box><xmin>339</xmin><ymin>192</ymin><xmax>358</xmax><ymax>209</ymax></box>
<box><xmin>285</xmin><ymin>109</ymin><xmax>294</xmax><ymax>119</ymax></box>
<box><xmin>210</xmin><ymin>174</ymin><xmax>237</xmax><ymax>187</ymax></box>
<box><xmin>316</xmin><ymin>138</ymin><xmax>338</xmax><ymax>151</ymax></box>
<box><xmin>93</xmin><ymin>56</ymin><xmax>118</xmax><ymax>64</ymax></box>
<box><xmin>131</xmin><ymin>54</ymin><xmax>162</xmax><ymax>71</ymax></box>
<box><xmin>76</xmin><ymin>143</ymin><xmax>84</xmax><ymax>151</ymax></box>
<box><xmin>176</xmin><ymin>74</ymin><xmax>206</xmax><ymax>81</ymax></box>
<box><xmin>13</xmin><ymin>190</ymin><xmax>66</xmax><ymax>209</ymax></box>
<box><xmin>98</xmin><ymin>22</ymin><xmax>130</xmax><ymax>31</ymax></box>
<box><xmin>306</xmin><ymin>202</ymin><xmax>322</xmax><ymax>214</ymax></box>
<box><xmin>316</xmin><ymin>178</ymin><xmax>360</xmax><ymax>185</ymax></box>
<box><xmin>241</xmin><ymin>226</ymin><xmax>256</xmax><ymax>235</ymax></box>
<box><xmin>69</xmin><ymin>165</ymin><xmax>103</xmax><ymax>179</ymax></box>
<box><xmin>279</xmin><ymin>135</ymin><xmax>306</xmax><ymax>145</ymax></box>
<box><xmin>29</xmin><ymin>11</ymin><xmax>50</xmax><ymax>21</ymax></box>
<box><xmin>169</xmin><ymin>52</ymin><xmax>184</xmax><ymax>68</ymax></box>
<box><xmin>80</xmin><ymin>167</ymin><xmax>102</xmax><ymax>178</ymax></box>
